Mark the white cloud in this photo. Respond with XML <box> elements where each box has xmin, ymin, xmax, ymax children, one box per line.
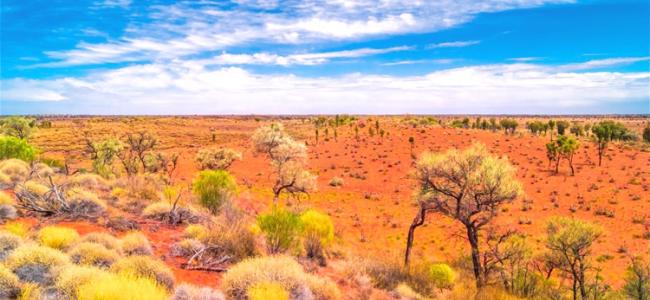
<box><xmin>508</xmin><ymin>57</ymin><xmax>543</xmax><ymax>62</ymax></box>
<box><xmin>558</xmin><ymin>56</ymin><xmax>650</xmax><ymax>71</ymax></box>
<box><xmin>428</xmin><ymin>40</ymin><xmax>480</xmax><ymax>49</ymax></box>
<box><xmin>201</xmin><ymin>46</ymin><xmax>412</xmax><ymax>66</ymax></box>
<box><xmin>3</xmin><ymin>58</ymin><xmax>648</xmax><ymax>114</ymax></box>
<box><xmin>94</xmin><ymin>0</ymin><xmax>131</xmax><ymax>9</ymax></box>
<box><xmin>36</xmin><ymin>0</ymin><xmax>572</xmax><ymax>66</ymax></box>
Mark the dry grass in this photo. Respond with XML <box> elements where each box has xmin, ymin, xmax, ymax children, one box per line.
<box><xmin>37</xmin><ymin>226</ymin><xmax>80</xmax><ymax>250</ymax></box>
<box><xmin>120</xmin><ymin>231</ymin><xmax>153</xmax><ymax>256</ymax></box>
<box><xmin>111</xmin><ymin>255</ymin><xmax>175</xmax><ymax>290</ymax></box>
<box><xmin>68</xmin><ymin>242</ymin><xmax>120</xmax><ymax>268</ymax></box>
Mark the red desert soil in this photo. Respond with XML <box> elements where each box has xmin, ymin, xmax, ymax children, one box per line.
<box><xmin>28</xmin><ymin>117</ymin><xmax>650</xmax><ymax>289</ymax></box>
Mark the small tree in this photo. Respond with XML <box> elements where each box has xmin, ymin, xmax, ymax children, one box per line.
<box><xmin>252</xmin><ymin>124</ymin><xmax>316</xmax><ymax>203</ymax></box>
<box><xmin>124</xmin><ymin>131</ymin><xmax>157</xmax><ymax>171</ymax></box>
<box><xmin>548</xmin><ymin>120</ymin><xmax>556</xmax><ymax>141</ymax></box>
<box><xmin>1</xmin><ymin>117</ymin><xmax>35</xmax><ymax>139</ymax></box>
<box><xmin>546</xmin><ymin>141</ymin><xmax>560</xmax><ymax>173</ymax></box>
<box><xmin>558</xmin><ymin>135</ymin><xmax>579</xmax><ymax>176</ymax></box>
<box><xmin>195</xmin><ymin>148</ymin><xmax>242</xmax><ymax>170</ymax></box>
<box><xmin>404</xmin><ymin>143</ymin><xmax>522</xmax><ymax>288</ymax></box>
<box><xmin>408</xmin><ymin>136</ymin><xmax>415</xmax><ymax>158</ymax></box>
<box><xmin>257</xmin><ymin>206</ymin><xmax>302</xmax><ymax>254</ymax></box>
<box><xmin>591</xmin><ymin>121</ymin><xmax>628</xmax><ymax>166</ymax></box>
<box><xmin>643</xmin><ymin>123</ymin><xmax>650</xmax><ymax>143</ymax></box>
<box><xmin>84</xmin><ymin>136</ymin><xmax>124</xmax><ymax>178</ymax></box>
<box><xmin>556</xmin><ymin>121</ymin><xmax>570</xmax><ymax>136</ymax></box>
<box><xmin>545</xmin><ymin>217</ymin><xmax>602</xmax><ymax>300</ymax></box>
<box><xmin>192</xmin><ymin>170</ymin><xmax>237</xmax><ymax>214</ymax></box>
<box><xmin>623</xmin><ymin>257</ymin><xmax>650</xmax><ymax>300</ymax></box>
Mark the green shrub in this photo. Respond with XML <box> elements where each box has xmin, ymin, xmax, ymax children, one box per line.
<box><xmin>1</xmin><ymin>116</ymin><xmax>35</xmax><ymax>139</ymax></box>
<box><xmin>0</xmin><ymin>136</ymin><xmax>37</xmax><ymax>161</ymax></box>
<box><xmin>192</xmin><ymin>170</ymin><xmax>237</xmax><ymax>214</ymax></box>
<box><xmin>257</xmin><ymin>206</ymin><xmax>302</xmax><ymax>254</ymax></box>
<box><xmin>428</xmin><ymin>263</ymin><xmax>457</xmax><ymax>290</ymax></box>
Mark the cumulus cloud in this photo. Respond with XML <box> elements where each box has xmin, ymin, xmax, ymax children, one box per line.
<box><xmin>3</xmin><ymin>58</ymin><xmax>648</xmax><ymax>114</ymax></box>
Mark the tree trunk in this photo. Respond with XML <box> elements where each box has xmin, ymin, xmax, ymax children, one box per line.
<box><xmin>555</xmin><ymin>156</ymin><xmax>561</xmax><ymax>174</ymax></box>
<box><xmin>404</xmin><ymin>204</ymin><xmax>427</xmax><ymax>266</ymax></box>
<box><xmin>466</xmin><ymin>224</ymin><xmax>484</xmax><ymax>288</ymax></box>
<box><xmin>569</xmin><ymin>155</ymin><xmax>575</xmax><ymax>176</ymax></box>
<box><xmin>572</xmin><ymin>276</ymin><xmax>578</xmax><ymax>300</ymax></box>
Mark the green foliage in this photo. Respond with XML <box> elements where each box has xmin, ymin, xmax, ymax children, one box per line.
<box><xmin>257</xmin><ymin>206</ymin><xmax>302</xmax><ymax>254</ymax></box>
<box><xmin>428</xmin><ymin>263</ymin><xmax>457</xmax><ymax>290</ymax></box>
<box><xmin>0</xmin><ymin>136</ymin><xmax>37</xmax><ymax>161</ymax></box>
<box><xmin>499</xmin><ymin>118</ymin><xmax>518</xmax><ymax>134</ymax></box>
<box><xmin>643</xmin><ymin>123</ymin><xmax>650</xmax><ymax>143</ymax></box>
<box><xmin>556</xmin><ymin>120</ymin><xmax>570</xmax><ymax>135</ymax></box>
<box><xmin>88</xmin><ymin>138</ymin><xmax>124</xmax><ymax>178</ymax></box>
<box><xmin>1</xmin><ymin>117</ymin><xmax>35</xmax><ymax>139</ymax></box>
<box><xmin>192</xmin><ymin>170</ymin><xmax>237</xmax><ymax>214</ymax></box>
<box><xmin>300</xmin><ymin>209</ymin><xmax>334</xmax><ymax>260</ymax></box>
<box><xmin>623</xmin><ymin>257</ymin><xmax>650</xmax><ymax>300</ymax></box>
<box><xmin>592</xmin><ymin>120</ymin><xmax>635</xmax><ymax>165</ymax></box>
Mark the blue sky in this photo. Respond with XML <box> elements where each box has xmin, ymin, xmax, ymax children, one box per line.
<box><xmin>1</xmin><ymin>0</ymin><xmax>648</xmax><ymax>114</ymax></box>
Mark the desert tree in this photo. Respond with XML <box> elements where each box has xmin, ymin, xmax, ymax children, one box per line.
<box><xmin>548</xmin><ymin>120</ymin><xmax>556</xmax><ymax>140</ymax></box>
<box><xmin>195</xmin><ymin>148</ymin><xmax>242</xmax><ymax>171</ymax></box>
<box><xmin>624</xmin><ymin>256</ymin><xmax>650</xmax><ymax>300</ymax></box>
<box><xmin>644</xmin><ymin>123</ymin><xmax>650</xmax><ymax>143</ymax></box>
<box><xmin>545</xmin><ymin>217</ymin><xmax>602</xmax><ymax>300</ymax></box>
<box><xmin>404</xmin><ymin>143</ymin><xmax>523</xmax><ymax>288</ymax></box>
<box><xmin>591</xmin><ymin>121</ymin><xmax>628</xmax><ymax>166</ymax></box>
<box><xmin>408</xmin><ymin>136</ymin><xmax>415</xmax><ymax>158</ymax></box>
<box><xmin>500</xmin><ymin>119</ymin><xmax>518</xmax><ymax>135</ymax></box>
<box><xmin>124</xmin><ymin>131</ymin><xmax>157</xmax><ymax>171</ymax></box>
<box><xmin>558</xmin><ymin>135</ymin><xmax>579</xmax><ymax>176</ymax></box>
<box><xmin>1</xmin><ymin>117</ymin><xmax>35</xmax><ymax>139</ymax></box>
<box><xmin>83</xmin><ymin>134</ymin><xmax>124</xmax><ymax>178</ymax></box>
<box><xmin>546</xmin><ymin>141</ymin><xmax>560</xmax><ymax>173</ymax></box>
<box><xmin>556</xmin><ymin>120</ymin><xmax>570</xmax><ymax>136</ymax></box>
<box><xmin>252</xmin><ymin>123</ymin><xmax>316</xmax><ymax>203</ymax></box>
<box><xmin>145</xmin><ymin>152</ymin><xmax>179</xmax><ymax>183</ymax></box>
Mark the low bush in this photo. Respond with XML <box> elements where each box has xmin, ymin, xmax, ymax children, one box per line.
<box><xmin>195</xmin><ymin>148</ymin><xmax>242</xmax><ymax>170</ymax></box>
<box><xmin>305</xmin><ymin>274</ymin><xmax>341</xmax><ymax>300</ymax></box>
<box><xmin>170</xmin><ymin>238</ymin><xmax>204</xmax><ymax>257</ymax></box>
<box><xmin>257</xmin><ymin>206</ymin><xmax>302</xmax><ymax>254</ymax></box>
<box><xmin>192</xmin><ymin>170</ymin><xmax>237</xmax><ymax>214</ymax></box>
<box><xmin>76</xmin><ymin>272</ymin><xmax>169</xmax><ymax>300</ymax></box>
<box><xmin>3</xmin><ymin>220</ymin><xmax>29</xmax><ymax>237</ymax></box>
<box><xmin>68</xmin><ymin>242</ymin><xmax>120</xmax><ymax>268</ymax></box>
<box><xmin>0</xmin><ymin>231</ymin><xmax>22</xmax><ymax>260</ymax></box>
<box><xmin>111</xmin><ymin>255</ymin><xmax>175</xmax><ymax>290</ymax></box>
<box><xmin>81</xmin><ymin>232</ymin><xmax>122</xmax><ymax>252</ymax></box>
<box><xmin>67</xmin><ymin>173</ymin><xmax>109</xmax><ymax>191</ymax></box>
<box><xmin>171</xmin><ymin>283</ymin><xmax>225</xmax><ymax>300</ymax></box>
<box><xmin>0</xmin><ymin>158</ymin><xmax>30</xmax><ymax>186</ymax></box>
<box><xmin>183</xmin><ymin>224</ymin><xmax>208</xmax><ymax>239</ymax></box>
<box><xmin>33</xmin><ymin>162</ymin><xmax>54</xmax><ymax>178</ymax></box>
<box><xmin>66</xmin><ymin>187</ymin><xmax>107</xmax><ymax>219</ymax></box>
<box><xmin>0</xmin><ymin>190</ymin><xmax>15</xmax><ymax>205</ymax></box>
<box><xmin>428</xmin><ymin>263</ymin><xmax>457</xmax><ymax>290</ymax></box>
<box><xmin>221</xmin><ymin>255</ymin><xmax>310</xmax><ymax>299</ymax></box>
<box><xmin>0</xmin><ymin>203</ymin><xmax>17</xmax><ymax>221</ymax></box>
<box><xmin>4</xmin><ymin>245</ymin><xmax>70</xmax><ymax>284</ymax></box>
<box><xmin>301</xmin><ymin>209</ymin><xmax>334</xmax><ymax>262</ymax></box>
<box><xmin>17</xmin><ymin>180</ymin><xmax>50</xmax><ymax>197</ymax></box>
<box><xmin>0</xmin><ymin>264</ymin><xmax>21</xmax><ymax>299</ymax></box>
<box><xmin>120</xmin><ymin>231</ymin><xmax>153</xmax><ymax>256</ymax></box>
<box><xmin>200</xmin><ymin>221</ymin><xmax>256</xmax><ymax>263</ymax></box>
<box><xmin>328</xmin><ymin>176</ymin><xmax>344</xmax><ymax>187</ymax></box>
<box><xmin>247</xmin><ymin>282</ymin><xmax>289</xmax><ymax>300</ymax></box>
<box><xmin>54</xmin><ymin>264</ymin><xmax>109</xmax><ymax>297</ymax></box>
<box><xmin>0</xmin><ymin>136</ymin><xmax>37</xmax><ymax>162</ymax></box>
<box><xmin>37</xmin><ymin>226</ymin><xmax>80</xmax><ymax>250</ymax></box>
<box><xmin>142</xmin><ymin>201</ymin><xmax>201</xmax><ymax>224</ymax></box>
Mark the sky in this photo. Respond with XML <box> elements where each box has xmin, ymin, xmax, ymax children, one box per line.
<box><xmin>0</xmin><ymin>0</ymin><xmax>649</xmax><ymax>115</ymax></box>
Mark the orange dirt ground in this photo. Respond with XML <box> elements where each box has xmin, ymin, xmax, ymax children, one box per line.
<box><xmin>25</xmin><ymin>116</ymin><xmax>650</xmax><ymax>290</ymax></box>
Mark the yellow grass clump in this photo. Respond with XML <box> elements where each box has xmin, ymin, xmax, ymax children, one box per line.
<box><xmin>68</xmin><ymin>242</ymin><xmax>120</xmax><ymax>268</ymax></box>
<box><xmin>120</xmin><ymin>231</ymin><xmax>153</xmax><ymax>256</ymax></box>
<box><xmin>142</xmin><ymin>201</ymin><xmax>172</xmax><ymax>219</ymax></box>
<box><xmin>0</xmin><ymin>264</ymin><xmax>21</xmax><ymax>298</ymax></box>
<box><xmin>4</xmin><ymin>245</ymin><xmax>70</xmax><ymax>284</ymax></box>
<box><xmin>221</xmin><ymin>255</ymin><xmax>307</xmax><ymax>299</ymax></box>
<box><xmin>81</xmin><ymin>232</ymin><xmax>121</xmax><ymax>252</ymax></box>
<box><xmin>305</xmin><ymin>275</ymin><xmax>341</xmax><ymax>300</ymax></box>
<box><xmin>0</xmin><ymin>190</ymin><xmax>15</xmax><ymax>205</ymax></box>
<box><xmin>17</xmin><ymin>181</ymin><xmax>50</xmax><ymax>197</ymax></box>
<box><xmin>76</xmin><ymin>272</ymin><xmax>169</xmax><ymax>300</ymax></box>
<box><xmin>0</xmin><ymin>159</ymin><xmax>30</xmax><ymax>184</ymax></box>
<box><xmin>33</xmin><ymin>163</ymin><xmax>54</xmax><ymax>178</ymax></box>
<box><xmin>171</xmin><ymin>283</ymin><xmax>225</xmax><ymax>300</ymax></box>
<box><xmin>183</xmin><ymin>224</ymin><xmax>208</xmax><ymax>239</ymax></box>
<box><xmin>37</xmin><ymin>226</ymin><xmax>80</xmax><ymax>250</ymax></box>
<box><xmin>54</xmin><ymin>265</ymin><xmax>110</xmax><ymax>297</ymax></box>
<box><xmin>111</xmin><ymin>255</ymin><xmax>175</xmax><ymax>290</ymax></box>
<box><xmin>0</xmin><ymin>231</ymin><xmax>22</xmax><ymax>260</ymax></box>
<box><xmin>68</xmin><ymin>173</ymin><xmax>108</xmax><ymax>190</ymax></box>
<box><xmin>247</xmin><ymin>282</ymin><xmax>289</xmax><ymax>300</ymax></box>
<box><xmin>3</xmin><ymin>220</ymin><xmax>30</xmax><ymax>237</ymax></box>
